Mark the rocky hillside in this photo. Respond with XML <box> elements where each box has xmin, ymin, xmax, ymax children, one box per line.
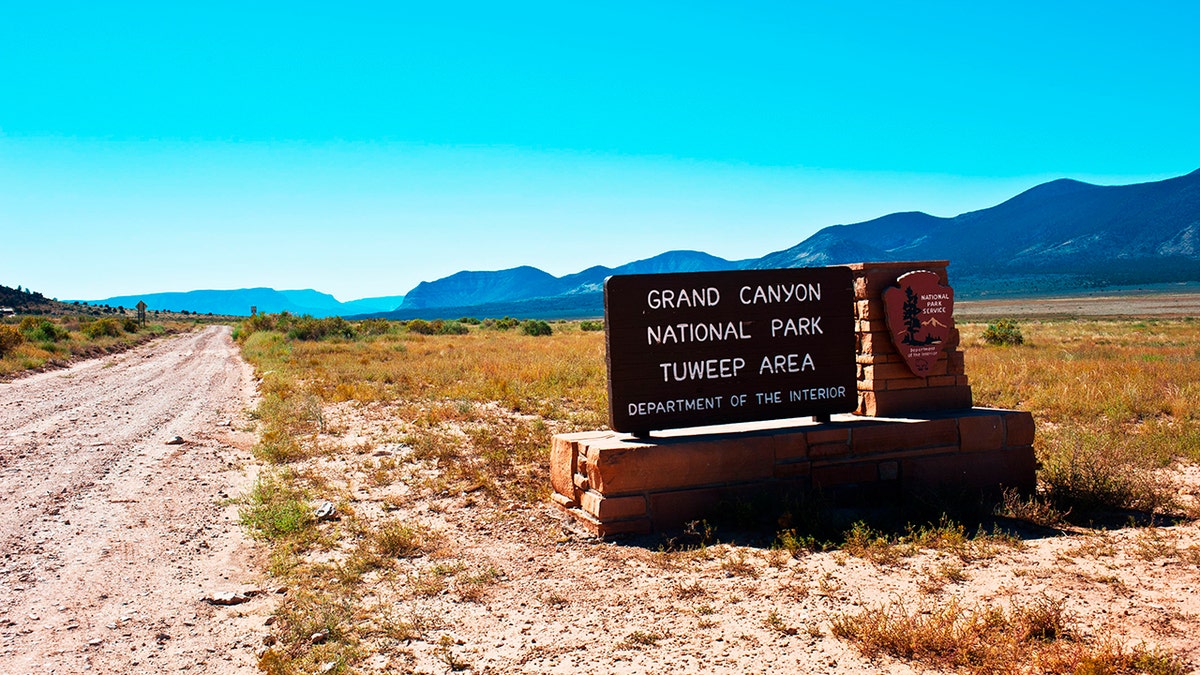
<box><xmin>399</xmin><ymin>251</ymin><xmax>744</xmax><ymax>309</ymax></box>
<box><xmin>754</xmin><ymin>170</ymin><xmax>1200</xmax><ymax>295</ymax></box>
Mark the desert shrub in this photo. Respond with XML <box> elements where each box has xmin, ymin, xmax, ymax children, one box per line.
<box><xmin>483</xmin><ymin>316</ymin><xmax>519</xmax><ymax>330</ymax></box>
<box><xmin>20</xmin><ymin>318</ymin><xmax>69</xmax><ymax>343</ymax></box>
<box><xmin>121</xmin><ymin>317</ymin><xmax>140</xmax><ymax>333</ymax></box>
<box><xmin>1038</xmin><ymin>428</ymin><xmax>1176</xmax><ymax>515</ymax></box>
<box><xmin>81</xmin><ymin>317</ymin><xmax>122</xmax><ymax>338</ymax></box>
<box><xmin>521</xmin><ymin>319</ymin><xmax>553</xmax><ymax>336</ymax></box>
<box><xmin>406</xmin><ymin>319</ymin><xmax>434</xmax><ymax>335</ymax></box>
<box><xmin>580</xmin><ymin>320</ymin><xmax>604</xmax><ymax>332</ymax></box>
<box><xmin>431</xmin><ymin>319</ymin><xmax>469</xmax><ymax>335</ymax></box>
<box><xmin>287</xmin><ymin>316</ymin><xmax>356</xmax><ymax>341</ymax></box>
<box><xmin>458</xmin><ymin>317</ymin><xmax>482</xmax><ymax>325</ymax></box>
<box><xmin>356</xmin><ymin>318</ymin><xmax>393</xmax><ymax>336</ymax></box>
<box><xmin>0</xmin><ymin>325</ymin><xmax>23</xmax><ymax>357</ymax></box>
<box><xmin>982</xmin><ymin>318</ymin><xmax>1024</xmax><ymax>346</ymax></box>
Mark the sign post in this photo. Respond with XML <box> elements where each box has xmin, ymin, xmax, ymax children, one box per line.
<box><xmin>136</xmin><ymin>301</ymin><xmax>147</xmax><ymax>327</ymax></box>
<box><xmin>604</xmin><ymin>267</ymin><xmax>856</xmax><ymax>434</ymax></box>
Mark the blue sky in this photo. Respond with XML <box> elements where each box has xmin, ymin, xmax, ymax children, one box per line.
<box><xmin>2</xmin><ymin>2</ymin><xmax>1197</xmax><ymax>301</ymax></box>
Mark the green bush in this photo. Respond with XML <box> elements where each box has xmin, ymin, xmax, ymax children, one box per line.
<box><xmin>81</xmin><ymin>317</ymin><xmax>122</xmax><ymax>338</ymax></box>
<box><xmin>19</xmin><ymin>317</ymin><xmax>69</xmax><ymax>343</ymax></box>
<box><xmin>431</xmin><ymin>319</ymin><xmax>469</xmax><ymax>335</ymax></box>
<box><xmin>356</xmin><ymin>318</ymin><xmax>394</xmax><ymax>336</ymax></box>
<box><xmin>406</xmin><ymin>319</ymin><xmax>434</xmax><ymax>335</ymax></box>
<box><xmin>458</xmin><ymin>317</ymin><xmax>483</xmax><ymax>325</ymax></box>
<box><xmin>0</xmin><ymin>325</ymin><xmax>23</xmax><ymax>357</ymax></box>
<box><xmin>122</xmin><ymin>317</ymin><xmax>140</xmax><ymax>333</ymax></box>
<box><xmin>521</xmin><ymin>319</ymin><xmax>553</xmax><ymax>337</ymax></box>
<box><xmin>287</xmin><ymin>316</ymin><xmax>356</xmax><ymax>341</ymax></box>
<box><xmin>483</xmin><ymin>316</ymin><xmax>519</xmax><ymax>330</ymax></box>
<box><xmin>982</xmin><ymin>318</ymin><xmax>1024</xmax><ymax>346</ymax></box>
<box><xmin>580</xmin><ymin>320</ymin><xmax>604</xmax><ymax>332</ymax></box>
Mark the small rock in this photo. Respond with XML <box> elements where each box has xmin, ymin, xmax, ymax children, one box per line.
<box><xmin>319</xmin><ymin>661</ymin><xmax>337</xmax><ymax>673</ymax></box>
<box><xmin>203</xmin><ymin>591</ymin><xmax>249</xmax><ymax>606</ymax></box>
<box><xmin>263</xmin><ymin>635</ymin><xmax>277</xmax><ymax>646</ymax></box>
<box><xmin>314</xmin><ymin>501</ymin><xmax>337</xmax><ymax>521</ymax></box>
<box><xmin>87</xmin><ymin>638</ymin><xmax>103</xmax><ymax>647</ymax></box>
<box><xmin>165</xmin><ymin>436</ymin><xmax>185</xmax><ymax>446</ymax></box>
<box><xmin>310</xmin><ymin>630</ymin><xmax>328</xmax><ymax>645</ymax></box>
<box><xmin>264</xmin><ymin>616</ymin><xmax>276</xmax><ymax>626</ymax></box>
<box><xmin>155</xmin><ymin>632</ymin><xmax>170</xmax><ymax>641</ymax></box>
<box><xmin>217</xmin><ymin>420</ymin><xmax>232</xmax><ymax>427</ymax></box>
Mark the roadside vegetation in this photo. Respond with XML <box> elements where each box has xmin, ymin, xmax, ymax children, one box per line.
<box><xmin>234</xmin><ymin>313</ymin><xmax>1199</xmax><ymax>673</ymax></box>
<box><xmin>0</xmin><ymin>314</ymin><xmax>187</xmax><ymax>378</ymax></box>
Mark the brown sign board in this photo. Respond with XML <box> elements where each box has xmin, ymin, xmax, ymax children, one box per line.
<box><xmin>882</xmin><ymin>270</ymin><xmax>954</xmax><ymax>375</ymax></box>
<box><xmin>605</xmin><ymin>267</ymin><xmax>856</xmax><ymax>433</ymax></box>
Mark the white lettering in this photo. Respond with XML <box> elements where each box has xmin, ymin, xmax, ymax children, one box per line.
<box><xmin>769</xmin><ymin>316</ymin><xmax>823</xmax><ymax>337</ymax></box>
<box><xmin>659</xmin><ymin>357</ymin><xmax>746</xmax><ymax>382</ymax></box>
<box><xmin>646</xmin><ymin>321</ymin><xmax>752</xmax><ymax>345</ymax></box>
<box><xmin>647</xmin><ymin>287</ymin><xmax>721</xmax><ymax>309</ymax></box>
<box><xmin>758</xmin><ymin>353</ymin><xmax>816</xmax><ymax>375</ymax></box>
<box><xmin>739</xmin><ymin>283</ymin><xmax>822</xmax><ymax>304</ymax></box>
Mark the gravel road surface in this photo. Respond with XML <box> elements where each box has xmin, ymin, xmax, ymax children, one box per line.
<box><xmin>0</xmin><ymin>326</ymin><xmax>268</xmax><ymax>674</ymax></box>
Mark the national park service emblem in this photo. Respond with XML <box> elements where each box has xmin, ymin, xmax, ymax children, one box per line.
<box><xmin>882</xmin><ymin>270</ymin><xmax>954</xmax><ymax>376</ymax></box>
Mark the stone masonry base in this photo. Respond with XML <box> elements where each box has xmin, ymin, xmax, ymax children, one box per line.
<box><xmin>551</xmin><ymin>408</ymin><xmax>1036</xmax><ymax>537</ymax></box>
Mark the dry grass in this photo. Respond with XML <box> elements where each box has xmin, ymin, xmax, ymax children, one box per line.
<box><xmin>964</xmin><ymin>319</ymin><xmax>1200</xmax><ymax>518</ymax></box>
<box><xmin>235</xmin><ymin>315</ymin><xmax>1200</xmax><ymax>673</ymax></box>
<box><xmin>831</xmin><ymin>595</ymin><xmax>1186</xmax><ymax>674</ymax></box>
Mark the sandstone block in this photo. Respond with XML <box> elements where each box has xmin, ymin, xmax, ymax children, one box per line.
<box><xmin>580</xmin><ymin>491</ymin><xmax>647</xmax><ymax>520</ymax></box>
<box><xmin>585</xmin><ymin>435</ymin><xmax>775</xmax><ymax>495</ymax></box>
<box><xmin>1003</xmin><ymin>411</ymin><xmax>1036</xmax><ymax>447</ymax></box>
<box><xmin>957</xmin><ymin>413</ymin><xmax>1004</xmax><ymax>453</ymax></box>
<box><xmin>851</xmin><ymin>418</ymin><xmax>959</xmax><ymax>453</ymax></box>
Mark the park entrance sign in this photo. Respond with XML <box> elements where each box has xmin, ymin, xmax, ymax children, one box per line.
<box><xmin>604</xmin><ymin>267</ymin><xmax>856</xmax><ymax>433</ymax></box>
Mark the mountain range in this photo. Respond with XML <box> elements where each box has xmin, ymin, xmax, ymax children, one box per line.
<box><xmin>78</xmin><ymin>288</ymin><xmax>405</xmax><ymax>318</ymax></box>
<box><xmin>82</xmin><ymin>169</ymin><xmax>1200</xmax><ymax>319</ymax></box>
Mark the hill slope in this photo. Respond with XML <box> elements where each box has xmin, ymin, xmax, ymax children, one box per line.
<box><xmin>398</xmin><ymin>250</ymin><xmax>745</xmax><ymax>310</ymax></box>
<box><xmin>755</xmin><ymin>170</ymin><xmax>1200</xmax><ymax>295</ymax></box>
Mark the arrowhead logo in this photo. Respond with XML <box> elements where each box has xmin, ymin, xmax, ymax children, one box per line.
<box><xmin>882</xmin><ymin>270</ymin><xmax>954</xmax><ymax>376</ymax></box>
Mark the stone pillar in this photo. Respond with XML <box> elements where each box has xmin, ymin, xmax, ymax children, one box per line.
<box><xmin>847</xmin><ymin>261</ymin><xmax>973</xmax><ymax>417</ymax></box>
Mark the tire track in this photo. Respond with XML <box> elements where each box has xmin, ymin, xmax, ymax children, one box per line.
<box><xmin>0</xmin><ymin>325</ymin><xmax>270</xmax><ymax>673</ymax></box>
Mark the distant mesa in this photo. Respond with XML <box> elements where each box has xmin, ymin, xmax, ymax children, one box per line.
<box><xmin>78</xmin><ymin>288</ymin><xmax>405</xmax><ymax>318</ymax></box>
<box><xmin>72</xmin><ymin>168</ymin><xmax>1200</xmax><ymax>319</ymax></box>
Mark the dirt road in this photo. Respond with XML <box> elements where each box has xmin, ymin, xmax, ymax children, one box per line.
<box><xmin>0</xmin><ymin>326</ymin><xmax>269</xmax><ymax>674</ymax></box>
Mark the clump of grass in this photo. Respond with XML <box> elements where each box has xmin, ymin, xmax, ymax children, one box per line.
<box><xmin>840</xmin><ymin>517</ymin><xmax>1017</xmax><ymax>566</ymax></box>
<box><xmin>1038</xmin><ymin>427</ymin><xmax>1179</xmax><ymax>517</ymax></box>
<box><xmin>831</xmin><ymin>595</ymin><xmax>1184</xmax><ymax>674</ymax></box>
<box><xmin>995</xmin><ymin>487</ymin><xmax>1069</xmax><ymax>527</ymax></box>
<box><xmin>259</xmin><ymin>589</ymin><xmax>359</xmax><ymax>675</ymax></box>
<box><xmin>619</xmin><ymin>630</ymin><xmax>664</xmax><ymax>650</ymax></box>
<box><xmin>982</xmin><ymin>318</ymin><xmax>1025</xmax><ymax>346</ymax></box>
<box><xmin>373</xmin><ymin>519</ymin><xmax>433</xmax><ymax>559</ymax></box>
<box><xmin>238</xmin><ymin>471</ymin><xmax>314</xmax><ymax>541</ymax></box>
<box><xmin>765</xmin><ymin>610</ymin><xmax>798</xmax><ymax>636</ymax></box>
<box><xmin>455</xmin><ymin>566</ymin><xmax>503</xmax><ymax>602</ymax></box>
